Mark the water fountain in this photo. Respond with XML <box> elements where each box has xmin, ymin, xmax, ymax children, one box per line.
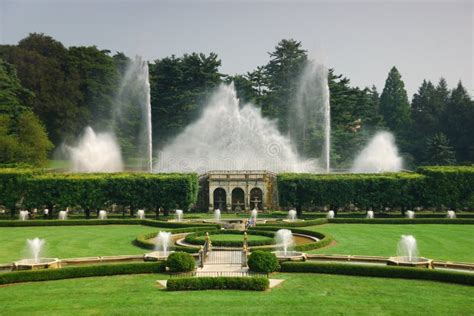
<box><xmin>98</xmin><ymin>210</ymin><xmax>107</xmax><ymax>220</ymax></box>
<box><xmin>66</xmin><ymin>127</ymin><xmax>124</xmax><ymax>173</ymax></box>
<box><xmin>175</xmin><ymin>209</ymin><xmax>183</xmax><ymax>222</ymax></box>
<box><xmin>327</xmin><ymin>210</ymin><xmax>335</xmax><ymax>219</ymax></box>
<box><xmin>145</xmin><ymin>231</ymin><xmax>173</xmax><ymax>260</ymax></box>
<box><xmin>14</xmin><ymin>238</ymin><xmax>60</xmax><ymax>270</ymax></box>
<box><xmin>366</xmin><ymin>210</ymin><xmax>374</xmax><ymax>219</ymax></box>
<box><xmin>19</xmin><ymin>210</ymin><xmax>29</xmax><ymax>221</ymax></box>
<box><xmin>58</xmin><ymin>210</ymin><xmax>67</xmax><ymax>220</ymax></box>
<box><xmin>251</xmin><ymin>209</ymin><xmax>258</xmax><ymax>221</ymax></box>
<box><xmin>288</xmin><ymin>209</ymin><xmax>297</xmax><ymax>221</ymax></box>
<box><xmin>387</xmin><ymin>235</ymin><xmax>432</xmax><ymax>268</ymax></box>
<box><xmin>137</xmin><ymin>209</ymin><xmax>145</xmax><ymax>220</ymax></box>
<box><xmin>406</xmin><ymin>210</ymin><xmax>415</xmax><ymax>219</ymax></box>
<box><xmin>447</xmin><ymin>210</ymin><xmax>456</xmax><ymax>219</ymax></box>
<box><xmin>214</xmin><ymin>209</ymin><xmax>221</xmax><ymax>222</ymax></box>
<box><xmin>155</xmin><ymin>84</ymin><xmax>317</xmax><ymax>173</ymax></box>
<box><xmin>292</xmin><ymin>61</ymin><xmax>331</xmax><ymax>173</ymax></box>
<box><xmin>351</xmin><ymin>132</ymin><xmax>402</xmax><ymax>173</ymax></box>
<box><xmin>273</xmin><ymin>229</ymin><xmax>305</xmax><ymax>260</ymax></box>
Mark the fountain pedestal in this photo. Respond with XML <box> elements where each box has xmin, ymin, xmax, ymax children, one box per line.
<box><xmin>386</xmin><ymin>256</ymin><xmax>433</xmax><ymax>269</ymax></box>
<box><xmin>13</xmin><ymin>258</ymin><xmax>61</xmax><ymax>270</ymax></box>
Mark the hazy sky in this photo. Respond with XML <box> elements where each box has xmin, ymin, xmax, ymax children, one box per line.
<box><xmin>1</xmin><ymin>0</ymin><xmax>472</xmax><ymax>97</ymax></box>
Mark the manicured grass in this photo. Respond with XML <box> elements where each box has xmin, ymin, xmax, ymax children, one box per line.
<box><xmin>0</xmin><ymin>225</ymin><xmax>160</xmax><ymax>263</ymax></box>
<box><xmin>304</xmin><ymin>224</ymin><xmax>474</xmax><ymax>262</ymax></box>
<box><xmin>195</xmin><ymin>233</ymin><xmax>273</xmax><ymax>243</ymax></box>
<box><xmin>0</xmin><ymin>273</ymin><xmax>472</xmax><ymax>315</ymax></box>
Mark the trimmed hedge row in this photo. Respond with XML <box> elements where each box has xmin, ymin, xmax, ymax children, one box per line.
<box><xmin>260</xmin><ymin>218</ymin><xmax>328</xmax><ymax>227</ymax></box>
<box><xmin>0</xmin><ymin>170</ymin><xmax>198</xmax><ymax>215</ymax></box>
<box><xmin>250</xmin><ymin>227</ymin><xmax>333</xmax><ymax>252</ymax></box>
<box><xmin>278</xmin><ymin>166</ymin><xmax>474</xmax><ymax>210</ymax></box>
<box><xmin>0</xmin><ymin>262</ymin><xmax>166</xmax><ymax>286</ymax></box>
<box><xmin>0</xmin><ymin>219</ymin><xmax>219</xmax><ymax>228</ymax></box>
<box><xmin>280</xmin><ymin>262</ymin><xmax>474</xmax><ymax>286</ymax></box>
<box><xmin>166</xmin><ymin>276</ymin><xmax>269</xmax><ymax>291</ymax></box>
<box><xmin>327</xmin><ymin>218</ymin><xmax>474</xmax><ymax>225</ymax></box>
<box><xmin>184</xmin><ymin>230</ymin><xmax>276</xmax><ymax>247</ymax></box>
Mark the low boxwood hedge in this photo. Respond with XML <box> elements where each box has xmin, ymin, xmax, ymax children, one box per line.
<box><xmin>166</xmin><ymin>276</ymin><xmax>269</xmax><ymax>291</ymax></box>
<box><xmin>327</xmin><ymin>218</ymin><xmax>474</xmax><ymax>225</ymax></box>
<box><xmin>184</xmin><ymin>230</ymin><xmax>276</xmax><ymax>247</ymax></box>
<box><xmin>0</xmin><ymin>219</ymin><xmax>219</xmax><ymax>228</ymax></box>
<box><xmin>0</xmin><ymin>262</ymin><xmax>166</xmax><ymax>286</ymax></box>
<box><xmin>280</xmin><ymin>262</ymin><xmax>474</xmax><ymax>286</ymax></box>
<box><xmin>248</xmin><ymin>251</ymin><xmax>280</xmax><ymax>273</ymax></box>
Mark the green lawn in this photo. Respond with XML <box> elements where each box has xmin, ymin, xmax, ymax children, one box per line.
<box><xmin>0</xmin><ymin>225</ymin><xmax>160</xmax><ymax>263</ymax></box>
<box><xmin>196</xmin><ymin>233</ymin><xmax>273</xmax><ymax>242</ymax></box>
<box><xmin>304</xmin><ymin>224</ymin><xmax>474</xmax><ymax>262</ymax></box>
<box><xmin>0</xmin><ymin>273</ymin><xmax>472</xmax><ymax>315</ymax></box>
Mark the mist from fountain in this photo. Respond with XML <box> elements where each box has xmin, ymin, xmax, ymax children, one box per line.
<box><xmin>214</xmin><ymin>209</ymin><xmax>221</xmax><ymax>222</ymax></box>
<box><xmin>397</xmin><ymin>235</ymin><xmax>418</xmax><ymax>262</ymax></box>
<box><xmin>351</xmin><ymin>132</ymin><xmax>402</xmax><ymax>173</ymax></box>
<box><xmin>155</xmin><ymin>84</ymin><xmax>317</xmax><ymax>173</ymax></box>
<box><xmin>155</xmin><ymin>231</ymin><xmax>172</xmax><ymax>256</ymax></box>
<box><xmin>327</xmin><ymin>210</ymin><xmax>335</xmax><ymax>219</ymax></box>
<box><xmin>58</xmin><ymin>210</ymin><xmax>67</xmax><ymax>220</ymax></box>
<box><xmin>175</xmin><ymin>210</ymin><xmax>183</xmax><ymax>222</ymax></box>
<box><xmin>292</xmin><ymin>61</ymin><xmax>331</xmax><ymax>173</ymax></box>
<box><xmin>406</xmin><ymin>210</ymin><xmax>415</xmax><ymax>219</ymax></box>
<box><xmin>366</xmin><ymin>210</ymin><xmax>374</xmax><ymax>219</ymax></box>
<box><xmin>447</xmin><ymin>210</ymin><xmax>456</xmax><ymax>219</ymax></box>
<box><xmin>66</xmin><ymin>127</ymin><xmax>123</xmax><ymax>173</ymax></box>
<box><xmin>251</xmin><ymin>209</ymin><xmax>258</xmax><ymax>220</ymax></box>
<box><xmin>137</xmin><ymin>210</ymin><xmax>145</xmax><ymax>220</ymax></box>
<box><xmin>27</xmin><ymin>238</ymin><xmax>45</xmax><ymax>264</ymax></box>
<box><xmin>288</xmin><ymin>209</ymin><xmax>297</xmax><ymax>221</ymax></box>
<box><xmin>19</xmin><ymin>210</ymin><xmax>29</xmax><ymax>221</ymax></box>
<box><xmin>275</xmin><ymin>229</ymin><xmax>294</xmax><ymax>256</ymax></box>
<box><xmin>98</xmin><ymin>210</ymin><xmax>107</xmax><ymax>220</ymax></box>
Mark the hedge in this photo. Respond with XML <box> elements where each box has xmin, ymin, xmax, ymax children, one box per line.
<box><xmin>327</xmin><ymin>218</ymin><xmax>474</xmax><ymax>225</ymax></box>
<box><xmin>166</xmin><ymin>252</ymin><xmax>195</xmax><ymax>272</ymax></box>
<box><xmin>278</xmin><ymin>166</ymin><xmax>474</xmax><ymax>210</ymax></box>
<box><xmin>0</xmin><ymin>262</ymin><xmax>166</xmax><ymax>285</ymax></box>
<box><xmin>0</xmin><ymin>168</ymin><xmax>37</xmax><ymax>212</ymax></box>
<box><xmin>280</xmin><ymin>262</ymin><xmax>474</xmax><ymax>286</ymax></box>
<box><xmin>184</xmin><ymin>230</ymin><xmax>276</xmax><ymax>247</ymax></box>
<box><xmin>166</xmin><ymin>277</ymin><xmax>269</xmax><ymax>291</ymax></box>
<box><xmin>247</xmin><ymin>251</ymin><xmax>280</xmax><ymax>273</ymax></box>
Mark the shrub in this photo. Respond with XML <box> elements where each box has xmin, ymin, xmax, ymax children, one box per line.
<box><xmin>280</xmin><ymin>262</ymin><xmax>474</xmax><ymax>286</ymax></box>
<box><xmin>166</xmin><ymin>276</ymin><xmax>269</xmax><ymax>291</ymax></box>
<box><xmin>0</xmin><ymin>262</ymin><xmax>166</xmax><ymax>285</ymax></box>
<box><xmin>248</xmin><ymin>251</ymin><xmax>280</xmax><ymax>273</ymax></box>
<box><xmin>166</xmin><ymin>252</ymin><xmax>195</xmax><ymax>272</ymax></box>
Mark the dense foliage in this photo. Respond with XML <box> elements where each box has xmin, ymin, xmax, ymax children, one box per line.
<box><xmin>247</xmin><ymin>251</ymin><xmax>280</xmax><ymax>273</ymax></box>
<box><xmin>165</xmin><ymin>252</ymin><xmax>195</xmax><ymax>272</ymax></box>
<box><xmin>184</xmin><ymin>230</ymin><xmax>275</xmax><ymax>247</ymax></box>
<box><xmin>1</xmin><ymin>34</ymin><xmax>472</xmax><ymax>167</ymax></box>
<box><xmin>166</xmin><ymin>276</ymin><xmax>269</xmax><ymax>291</ymax></box>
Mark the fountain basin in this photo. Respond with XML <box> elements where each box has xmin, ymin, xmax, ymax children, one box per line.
<box><xmin>144</xmin><ymin>251</ymin><xmax>174</xmax><ymax>261</ymax></box>
<box><xmin>272</xmin><ymin>251</ymin><xmax>306</xmax><ymax>261</ymax></box>
<box><xmin>282</xmin><ymin>219</ymin><xmax>305</xmax><ymax>223</ymax></box>
<box><xmin>387</xmin><ymin>256</ymin><xmax>433</xmax><ymax>268</ymax></box>
<box><xmin>13</xmin><ymin>258</ymin><xmax>61</xmax><ymax>270</ymax></box>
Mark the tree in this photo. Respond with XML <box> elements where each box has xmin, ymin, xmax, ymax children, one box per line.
<box><xmin>423</xmin><ymin>133</ymin><xmax>456</xmax><ymax>165</ymax></box>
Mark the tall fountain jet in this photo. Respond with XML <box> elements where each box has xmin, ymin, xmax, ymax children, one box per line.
<box><xmin>293</xmin><ymin>61</ymin><xmax>331</xmax><ymax>173</ymax></box>
<box><xmin>116</xmin><ymin>56</ymin><xmax>153</xmax><ymax>172</ymax></box>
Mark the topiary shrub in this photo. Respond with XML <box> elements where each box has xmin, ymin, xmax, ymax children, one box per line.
<box><xmin>166</xmin><ymin>276</ymin><xmax>269</xmax><ymax>291</ymax></box>
<box><xmin>247</xmin><ymin>251</ymin><xmax>280</xmax><ymax>273</ymax></box>
<box><xmin>166</xmin><ymin>252</ymin><xmax>195</xmax><ymax>272</ymax></box>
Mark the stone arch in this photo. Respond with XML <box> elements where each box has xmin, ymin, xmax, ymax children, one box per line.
<box><xmin>249</xmin><ymin>187</ymin><xmax>264</xmax><ymax>210</ymax></box>
<box><xmin>231</xmin><ymin>187</ymin><xmax>245</xmax><ymax>211</ymax></box>
<box><xmin>213</xmin><ymin>188</ymin><xmax>227</xmax><ymax>210</ymax></box>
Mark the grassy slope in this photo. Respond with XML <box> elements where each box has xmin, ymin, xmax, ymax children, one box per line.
<box><xmin>0</xmin><ymin>273</ymin><xmax>473</xmax><ymax>315</ymax></box>
<box><xmin>304</xmin><ymin>224</ymin><xmax>474</xmax><ymax>262</ymax></box>
<box><xmin>0</xmin><ymin>225</ymin><xmax>159</xmax><ymax>263</ymax></box>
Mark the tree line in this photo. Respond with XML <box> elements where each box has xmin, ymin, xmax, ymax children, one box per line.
<box><xmin>0</xmin><ymin>33</ymin><xmax>472</xmax><ymax>168</ymax></box>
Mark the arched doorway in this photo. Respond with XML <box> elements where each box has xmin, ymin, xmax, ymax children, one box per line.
<box><xmin>249</xmin><ymin>187</ymin><xmax>263</xmax><ymax>210</ymax></box>
<box><xmin>231</xmin><ymin>188</ymin><xmax>245</xmax><ymax>211</ymax></box>
<box><xmin>213</xmin><ymin>188</ymin><xmax>227</xmax><ymax>210</ymax></box>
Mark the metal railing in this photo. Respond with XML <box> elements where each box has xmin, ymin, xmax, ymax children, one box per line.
<box><xmin>169</xmin><ymin>271</ymin><xmax>268</xmax><ymax>278</ymax></box>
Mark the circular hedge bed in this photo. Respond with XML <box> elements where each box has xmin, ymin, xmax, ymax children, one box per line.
<box><xmin>184</xmin><ymin>230</ymin><xmax>276</xmax><ymax>247</ymax></box>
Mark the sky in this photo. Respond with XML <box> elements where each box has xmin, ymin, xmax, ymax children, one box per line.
<box><xmin>0</xmin><ymin>0</ymin><xmax>472</xmax><ymax>97</ymax></box>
